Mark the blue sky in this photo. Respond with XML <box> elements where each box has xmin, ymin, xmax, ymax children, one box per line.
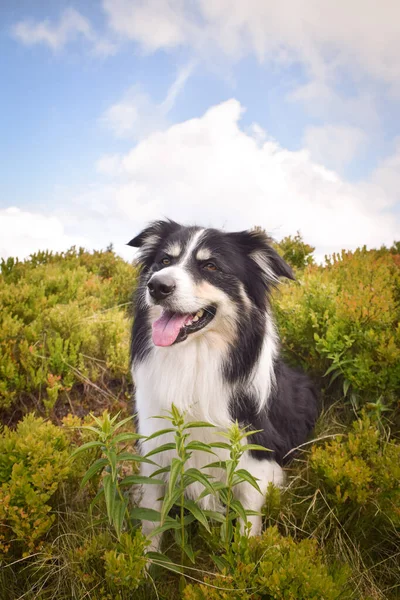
<box><xmin>1</xmin><ymin>1</ymin><xmax>399</xmax><ymax>261</ymax></box>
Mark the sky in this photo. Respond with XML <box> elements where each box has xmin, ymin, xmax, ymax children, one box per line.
<box><xmin>1</xmin><ymin>0</ymin><xmax>399</xmax><ymax>263</ymax></box>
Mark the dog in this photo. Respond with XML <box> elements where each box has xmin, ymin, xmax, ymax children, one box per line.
<box><xmin>128</xmin><ymin>219</ymin><xmax>319</xmax><ymax>549</ymax></box>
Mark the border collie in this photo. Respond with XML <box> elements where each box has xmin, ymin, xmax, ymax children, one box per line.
<box><xmin>128</xmin><ymin>219</ymin><xmax>318</xmax><ymax>549</ymax></box>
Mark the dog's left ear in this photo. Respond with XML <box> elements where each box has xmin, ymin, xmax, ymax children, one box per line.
<box><xmin>127</xmin><ymin>219</ymin><xmax>181</xmax><ymax>267</ymax></box>
<box><xmin>127</xmin><ymin>219</ymin><xmax>180</xmax><ymax>249</ymax></box>
<box><xmin>229</xmin><ymin>228</ymin><xmax>295</xmax><ymax>282</ymax></box>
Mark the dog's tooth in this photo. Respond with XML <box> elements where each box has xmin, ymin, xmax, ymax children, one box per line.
<box><xmin>192</xmin><ymin>315</ymin><xmax>199</xmax><ymax>322</ymax></box>
<box><xmin>197</xmin><ymin>309</ymin><xmax>204</xmax><ymax>318</ymax></box>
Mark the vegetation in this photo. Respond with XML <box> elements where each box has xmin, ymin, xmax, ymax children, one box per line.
<box><xmin>0</xmin><ymin>237</ymin><xmax>399</xmax><ymax>599</ymax></box>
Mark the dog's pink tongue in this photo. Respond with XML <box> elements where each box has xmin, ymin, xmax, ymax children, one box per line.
<box><xmin>152</xmin><ymin>311</ymin><xmax>191</xmax><ymax>347</ymax></box>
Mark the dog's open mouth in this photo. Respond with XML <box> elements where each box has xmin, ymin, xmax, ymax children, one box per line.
<box><xmin>152</xmin><ymin>306</ymin><xmax>216</xmax><ymax>347</ymax></box>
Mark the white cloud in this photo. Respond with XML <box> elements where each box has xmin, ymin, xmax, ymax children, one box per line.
<box><xmin>303</xmin><ymin>124</ymin><xmax>368</xmax><ymax>171</ymax></box>
<box><xmin>12</xmin><ymin>7</ymin><xmax>116</xmax><ymax>56</ymax></box>
<box><xmin>96</xmin><ymin>100</ymin><xmax>399</xmax><ymax>258</ymax></box>
<box><xmin>0</xmin><ymin>207</ymin><xmax>89</xmax><ymax>260</ymax></box>
<box><xmin>102</xmin><ymin>0</ymin><xmax>400</xmax><ymax>88</ymax></box>
<box><xmin>102</xmin><ymin>0</ymin><xmax>189</xmax><ymax>52</ymax></box>
<box><xmin>100</xmin><ymin>62</ymin><xmax>194</xmax><ymax>140</ymax></box>
<box><xmin>2</xmin><ymin>101</ymin><xmax>398</xmax><ymax>262</ymax></box>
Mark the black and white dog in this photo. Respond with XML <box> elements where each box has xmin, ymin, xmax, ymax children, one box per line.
<box><xmin>128</xmin><ymin>219</ymin><xmax>318</xmax><ymax>548</ymax></box>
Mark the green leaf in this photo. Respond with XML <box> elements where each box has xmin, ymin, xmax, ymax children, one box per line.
<box><xmin>78</xmin><ymin>425</ymin><xmax>102</xmax><ymax>435</ymax></box>
<box><xmin>211</xmin><ymin>555</ymin><xmax>230</xmax><ymax>572</ymax></box>
<box><xmin>183</xmin><ymin>543</ymin><xmax>195</xmax><ymax>564</ymax></box>
<box><xmin>240</xmin><ymin>428</ymin><xmax>264</xmax><ymax>438</ymax></box>
<box><xmin>203</xmin><ymin>460</ymin><xmax>227</xmax><ymax>469</ymax></box>
<box><xmin>161</xmin><ymin>487</ymin><xmax>182</xmax><ymax>523</ymax></box>
<box><xmin>324</xmin><ymin>363</ymin><xmax>339</xmax><ymax>377</ymax></box>
<box><xmin>130</xmin><ymin>507</ymin><xmax>162</xmax><ymax>522</ymax></box>
<box><xmin>103</xmin><ymin>474</ymin><xmax>116</xmax><ymax>524</ymax></box>
<box><xmin>230</xmin><ymin>499</ymin><xmax>247</xmax><ymax>522</ymax></box>
<box><xmin>209</xmin><ymin>442</ymin><xmax>232</xmax><ymax>450</ymax></box>
<box><xmin>150</xmin><ymin>517</ymin><xmax>182</xmax><ymax>536</ymax></box>
<box><xmin>145</xmin><ymin>443</ymin><xmax>176</xmax><ymax>457</ymax></box>
<box><xmin>113</xmin><ymin>432</ymin><xmax>146</xmax><ymax>444</ymax></box>
<box><xmin>202</xmin><ymin>510</ymin><xmax>226</xmax><ymax>524</ymax></box>
<box><xmin>220</xmin><ymin>519</ymin><xmax>233</xmax><ymax>544</ymax></box>
<box><xmin>119</xmin><ymin>475</ymin><xmax>164</xmax><ymax>487</ymax></box>
<box><xmin>198</xmin><ymin>481</ymin><xmax>226</xmax><ymax>500</ymax></box>
<box><xmin>225</xmin><ymin>460</ymin><xmax>235</xmax><ymax>483</ymax></box>
<box><xmin>116</xmin><ymin>452</ymin><xmax>156</xmax><ymax>465</ymax></box>
<box><xmin>80</xmin><ymin>458</ymin><xmax>108</xmax><ymax>488</ymax></box>
<box><xmin>145</xmin><ymin>428</ymin><xmax>175</xmax><ymax>440</ymax></box>
<box><xmin>70</xmin><ymin>440</ymin><xmax>104</xmax><ymax>458</ymax></box>
<box><xmin>151</xmin><ymin>465</ymin><xmax>171</xmax><ymax>477</ymax></box>
<box><xmin>184</xmin><ymin>499</ymin><xmax>211</xmax><ymax>532</ymax></box>
<box><xmin>343</xmin><ymin>379</ymin><xmax>351</xmax><ymax>397</ymax></box>
<box><xmin>113</xmin><ymin>414</ymin><xmax>134</xmax><ymax>432</ymax></box>
<box><xmin>241</xmin><ymin>444</ymin><xmax>272</xmax><ymax>453</ymax></box>
<box><xmin>168</xmin><ymin>457</ymin><xmax>182</xmax><ymax>497</ymax></box>
<box><xmin>186</xmin><ymin>441</ymin><xmax>216</xmax><ymax>454</ymax></box>
<box><xmin>113</xmin><ymin>497</ymin><xmax>128</xmax><ymax>539</ymax></box>
<box><xmin>184</xmin><ymin>421</ymin><xmax>216</xmax><ymax>429</ymax></box>
<box><xmin>184</xmin><ymin>468</ymin><xmax>216</xmax><ymax>495</ymax></box>
<box><xmin>108</xmin><ymin>449</ymin><xmax>117</xmax><ymax>480</ymax></box>
<box><xmin>233</xmin><ymin>469</ymin><xmax>261</xmax><ymax>493</ymax></box>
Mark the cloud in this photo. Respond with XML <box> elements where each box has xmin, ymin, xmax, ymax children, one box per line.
<box><xmin>12</xmin><ymin>7</ymin><xmax>116</xmax><ymax>56</ymax></box>
<box><xmin>0</xmin><ymin>207</ymin><xmax>89</xmax><ymax>260</ymax></box>
<box><xmin>2</xmin><ymin>101</ymin><xmax>398</xmax><ymax>263</ymax></box>
<box><xmin>95</xmin><ymin>100</ymin><xmax>399</xmax><ymax>258</ymax></box>
<box><xmin>303</xmin><ymin>124</ymin><xmax>368</xmax><ymax>171</ymax></box>
<box><xmin>102</xmin><ymin>0</ymin><xmax>400</xmax><ymax>88</ymax></box>
<box><xmin>100</xmin><ymin>62</ymin><xmax>194</xmax><ymax>140</ymax></box>
<box><xmin>102</xmin><ymin>0</ymin><xmax>189</xmax><ymax>52</ymax></box>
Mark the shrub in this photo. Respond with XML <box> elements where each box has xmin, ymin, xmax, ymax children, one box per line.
<box><xmin>275</xmin><ymin>231</ymin><xmax>315</xmax><ymax>270</ymax></box>
<box><xmin>104</xmin><ymin>531</ymin><xmax>148</xmax><ymax>592</ymax></box>
<box><xmin>183</xmin><ymin>526</ymin><xmax>351</xmax><ymax>600</ymax></box>
<box><xmin>0</xmin><ymin>247</ymin><xmax>137</xmax><ymax>415</ymax></box>
<box><xmin>0</xmin><ymin>414</ymin><xmax>71</xmax><ymax>556</ymax></box>
<box><xmin>274</xmin><ymin>247</ymin><xmax>400</xmax><ymax>409</ymax></box>
<box><xmin>273</xmin><ymin>413</ymin><xmax>400</xmax><ymax>597</ymax></box>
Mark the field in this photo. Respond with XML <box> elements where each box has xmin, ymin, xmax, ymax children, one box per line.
<box><xmin>0</xmin><ymin>238</ymin><xmax>399</xmax><ymax>599</ymax></box>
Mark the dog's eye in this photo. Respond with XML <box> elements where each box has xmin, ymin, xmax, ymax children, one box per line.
<box><xmin>161</xmin><ymin>257</ymin><xmax>171</xmax><ymax>265</ymax></box>
<box><xmin>204</xmin><ymin>262</ymin><xmax>217</xmax><ymax>271</ymax></box>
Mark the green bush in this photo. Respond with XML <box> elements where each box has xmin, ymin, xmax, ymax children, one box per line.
<box><xmin>275</xmin><ymin>231</ymin><xmax>315</xmax><ymax>270</ymax></box>
<box><xmin>0</xmin><ymin>414</ymin><xmax>71</xmax><ymax>555</ymax></box>
<box><xmin>183</xmin><ymin>526</ymin><xmax>351</xmax><ymax>600</ymax></box>
<box><xmin>273</xmin><ymin>413</ymin><xmax>400</xmax><ymax>597</ymax></box>
<box><xmin>274</xmin><ymin>247</ymin><xmax>400</xmax><ymax>409</ymax></box>
<box><xmin>0</xmin><ymin>247</ymin><xmax>137</xmax><ymax>415</ymax></box>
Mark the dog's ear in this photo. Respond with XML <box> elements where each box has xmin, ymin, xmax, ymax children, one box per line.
<box><xmin>229</xmin><ymin>228</ymin><xmax>295</xmax><ymax>282</ymax></box>
<box><xmin>127</xmin><ymin>219</ymin><xmax>181</xmax><ymax>266</ymax></box>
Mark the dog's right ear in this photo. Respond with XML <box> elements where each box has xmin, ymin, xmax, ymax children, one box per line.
<box><xmin>127</xmin><ymin>219</ymin><xmax>181</xmax><ymax>265</ymax></box>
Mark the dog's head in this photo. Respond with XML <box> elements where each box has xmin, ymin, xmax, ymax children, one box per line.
<box><xmin>128</xmin><ymin>220</ymin><xmax>294</xmax><ymax>348</ymax></box>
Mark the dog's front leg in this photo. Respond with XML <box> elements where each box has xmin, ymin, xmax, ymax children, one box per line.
<box><xmin>234</xmin><ymin>455</ymin><xmax>284</xmax><ymax>537</ymax></box>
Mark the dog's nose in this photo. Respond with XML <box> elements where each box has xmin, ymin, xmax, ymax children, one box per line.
<box><xmin>147</xmin><ymin>275</ymin><xmax>176</xmax><ymax>301</ymax></box>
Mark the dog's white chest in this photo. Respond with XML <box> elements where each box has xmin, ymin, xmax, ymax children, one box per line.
<box><xmin>133</xmin><ymin>338</ymin><xmax>232</xmax><ymax>435</ymax></box>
